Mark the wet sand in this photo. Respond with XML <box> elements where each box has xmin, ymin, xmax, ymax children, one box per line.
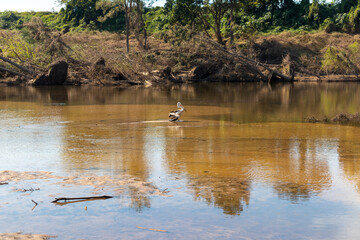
<box><xmin>0</xmin><ymin>170</ymin><xmax>170</xmax><ymax>200</ymax></box>
<box><xmin>0</xmin><ymin>233</ymin><xmax>54</xmax><ymax>240</ymax></box>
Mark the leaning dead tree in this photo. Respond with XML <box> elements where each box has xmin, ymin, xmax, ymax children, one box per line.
<box><xmin>0</xmin><ymin>55</ymin><xmax>37</xmax><ymax>79</ymax></box>
<box><xmin>195</xmin><ymin>36</ymin><xmax>294</xmax><ymax>82</ymax></box>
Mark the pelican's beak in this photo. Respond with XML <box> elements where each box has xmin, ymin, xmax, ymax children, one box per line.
<box><xmin>184</xmin><ymin>108</ymin><xmax>187</xmax><ymax>112</ymax></box>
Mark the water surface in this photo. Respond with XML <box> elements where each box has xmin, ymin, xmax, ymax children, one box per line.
<box><xmin>1</xmin><ymin>83</ymin><xmax>360</xmax><ymax>239</ymax></box>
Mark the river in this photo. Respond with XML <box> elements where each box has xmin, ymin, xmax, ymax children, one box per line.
<box><xmin>1</xmin><ymin>82</ymin><xmax>360</xmax><ymax>239</ymax></box>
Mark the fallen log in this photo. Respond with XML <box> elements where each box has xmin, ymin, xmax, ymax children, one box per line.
<box><xmin>0</xmin><ymin>56</ymin><xmax>36</xmax><ymax>76</ymax></box>
<box><xmin>52</xmin><ymin>195</ymin><xmax>113</xmax><ymax>203</ymax></box>
<box><xmin>0</xmin><ymin>65</ymin><xmax>31</xmax><ymax>79</ymax></box>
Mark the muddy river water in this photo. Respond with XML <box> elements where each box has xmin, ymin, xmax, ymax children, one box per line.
<box><xmin>1</xmin><ymin>83</ymin><xmax>360</xmax><ymax>239</ymax></box>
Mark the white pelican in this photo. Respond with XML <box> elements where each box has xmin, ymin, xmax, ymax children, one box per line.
<box><xmin>169</xmin><ymin>102</ymin><xmax>186</xmax><ymax>121</ymax></box>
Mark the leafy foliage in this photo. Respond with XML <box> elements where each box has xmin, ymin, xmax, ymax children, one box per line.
<box><xmin>1</xmin><ymin>0</ymin><xmax>360</xmax><ymax>46</ymax></box>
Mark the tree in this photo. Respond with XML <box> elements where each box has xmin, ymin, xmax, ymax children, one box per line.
<box><xmin>133</xmin><ymin>0</ymin><xmax>148</xmax><ymax>50</ymax></box>
<box><xmin>202</xmin><ymin>0</ymin><xmax>229</xmax><ymax>45</ymax></box>
<box><xmin>341</xmin><ymin>0</ymin><xmax>358</xmax><ymax>13</ymax></box>
<box><xmin>97</xmin><ymin>0</ymin><xmax>148</xmax><ymax>52</ymax></box>
<box><xmin>308</xmin><ymin>0</ymin><xmax>320</xmax><ymax>27</ymax></box>
<box><xmin>58</xmin><ymin>0</ymin><xmax>100</xmax><ymax>27</ymax></box>
<box><xmin>349</xmin><ymin>0</ymin><xmax>360</xmax><ymax>33</ymax></box>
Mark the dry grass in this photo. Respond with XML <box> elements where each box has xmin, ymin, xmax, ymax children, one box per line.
<box><xmin>252</xmin><ymin>31</ymin><xmax>360</xmax><ymax>76</ymax></box>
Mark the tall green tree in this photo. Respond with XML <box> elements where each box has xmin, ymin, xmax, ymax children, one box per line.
<box><xmin>308</xmin><ymin>0</ymin><xmax>320</xmax><ymax>27</ymax></box>
<box><xmin>349</xmin><ymin>0</ymin><xmax>360</xmax><ymax>33</ymax></box>
<box><xmin>201</xmin><ymin>0</ymin><xmax>229</xmax><ymax>45</ymax></box>
<box><xmin>59</xmin><ymin>0</ymin><xmax>100</xmax><ymax>26</ymax></box>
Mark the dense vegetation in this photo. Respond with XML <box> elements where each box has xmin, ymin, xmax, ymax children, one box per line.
<box><xmin>1</xmin><ymin>0</ymin><xmax>360</xmax><ymax>41</ymax></box>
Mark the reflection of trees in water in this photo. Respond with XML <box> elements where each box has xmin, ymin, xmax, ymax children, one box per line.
<box><xmin>337</xmin><ymin>126</ymin><xmax>360</xmax><ymax>191</ymax></box>
<box><xmin>274</xmin><ymin>182</ymin><xmax>312</xmax><ymax>203</ymax></box>
<box><xmin>1</xmin><ymin>84</ymin><xmax>360</xmax><ymax>122</ymax></box>
<box><xmin>256</xmin><ymin>131</ymin><xmax>332</xmax><ymax>203</ymax></box>
<box><xmin>164</xmin><ymin>123</ymin><xmax>333</xmax><ymax>213</ymax></box>
<box><xmin>188</xmin><ymin>176</ymin><xmax>251</xmax><ymax>215</ymax></box>
<box><xmin>60</xmin><ymin>114</ymin><xmax>152</xmax><ymax>211</ymax></box>
<box><xmin>163</xmin><ymin>125</ymin><xmax>253</xmax><ymax>216</ymax></box>
<box><xmin>128</xmin><ymin>186</ymin><xmax>151</xmax><ymax>212</ymax></box>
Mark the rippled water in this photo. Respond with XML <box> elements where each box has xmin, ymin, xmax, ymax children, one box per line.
<box><xmin>1</xmin><ymin>83</ymin><xmax>360</xmax><ymax>239</ymax></box>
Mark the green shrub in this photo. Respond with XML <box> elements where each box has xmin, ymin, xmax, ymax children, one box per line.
<box><xmin>321</xmin><ymin>46</ymin><xmax>350</xmax><ymax>74</ymax></box>
<box><xmin>321</xmin><ymin>18</ymin><xmax>337</xmax><ymax>33</ymax></box>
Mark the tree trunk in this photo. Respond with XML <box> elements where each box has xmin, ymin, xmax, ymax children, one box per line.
<box><xmin>134</xmin><ymin>0</ymin><xmax>147</xmax><ymax>50</ymax></box>
<box><xmin>215</xmin><ymin>22</ymin><xmax>224</xmax><ymax>45</ymax></box>
<box><xmin>125</xmin><ymin>3</ymin><xmax>130</xmax><ymax>53</ymax></box>
<box><xmin>0</xmin><ymin>65</ymin><xmax>30</xmax><ymax>79</ymax></box>
<box><xmin>229</xmin><ymin>0</ymin><xmax>235</xmax><ymax>45</ymax></box>
<box><xmin>0</xmin><ymin>56</ymin><xmax>36</xmax><ymax>76</ymax></box>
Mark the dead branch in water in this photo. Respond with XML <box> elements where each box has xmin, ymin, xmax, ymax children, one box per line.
<box><xmin>52</xmin><ymin>195</ymin><xmax>113</xmax><ymax>204</ymax></box>
<box><xmin>31</xmin><ymin>200</ymin><xmax>38</xmax><ymax>211</ymax></box>
<box><xmin>0</xmin><ymin>182</ymin><xmax>8</xmax><ymax>185</ymax></box>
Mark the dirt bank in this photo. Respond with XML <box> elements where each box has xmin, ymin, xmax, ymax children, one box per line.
<box><xmin>1</xmin><ymin>31</ymin><xmax>360</xmax><ymax>86</ymax></box>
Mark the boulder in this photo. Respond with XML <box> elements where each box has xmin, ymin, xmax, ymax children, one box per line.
<box><xmin>91</xmin><ymin>57</ymin><xmax>106</xmax><ymax>73</ymax></box>
<box><xmin>48</xmin><ymin>61</ymin><xmax>68</xmax><ymax>85</ymax></box>
<box><xmin>190</xmin><ymin>63</ymin><xmax>221</xmax><ymax>80</ymax></box>
<box><xmin>30</xmin><ymin>61</ymin><xmax>68</xmax><ymax>85</ymax></box>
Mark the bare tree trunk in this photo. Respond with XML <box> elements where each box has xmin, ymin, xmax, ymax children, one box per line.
<box><xmin>0</xmin><ymin>56</ymin><xmax>36</xmax><ymax>76</ymax></box>
<box><xmin>0</xmin><ymin>65</ymin><xmax>31</xmax><ymax>79</ymax></box>
<box><xmin>125</xmin><ymin>2</ymin><xmax>130</xmax><ymax>53</ymax></box>
<box><xmin>214</xmin><ymin>24</ymin><xmax>224</xmax><ymax>45</ymax></box>
<box><xmin>229</xmin><ymin>0</ymin><xmax>235</xmax><ymax>45</ymax></box>
<box><xmin>134</xmin><ymin>0</ymin><xmax>147</xmax><ymax>50</ymax></box>
<box><xmin>143</xmin><ymin>27</ymin><xmax>147</xmax><ymax>50</ymax></box>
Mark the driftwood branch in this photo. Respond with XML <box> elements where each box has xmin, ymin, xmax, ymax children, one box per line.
<box><xmin>0</xmin><ymin>56</ymin><xmax>36</xmax><ymax>76</ymax></box>
<box><xmin>0</xmin><ymin>65</ymin><xmax>31</xmax><ymax>79</ymax></box>
<box><xmin>52</xmin><ymin>195</ymin><xmax>113</xmax><ymax>203</ymax></box>
<box><xmin>31</xmin><ymin>200</ymin><xmax>38</xmax><ymax>211</ymax></box>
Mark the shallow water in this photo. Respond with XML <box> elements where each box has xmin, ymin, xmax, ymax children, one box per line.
<box><xmin>1</xmin><ymin>83</ymin><xmax>360</xmax><ymax>239</ymax></box>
